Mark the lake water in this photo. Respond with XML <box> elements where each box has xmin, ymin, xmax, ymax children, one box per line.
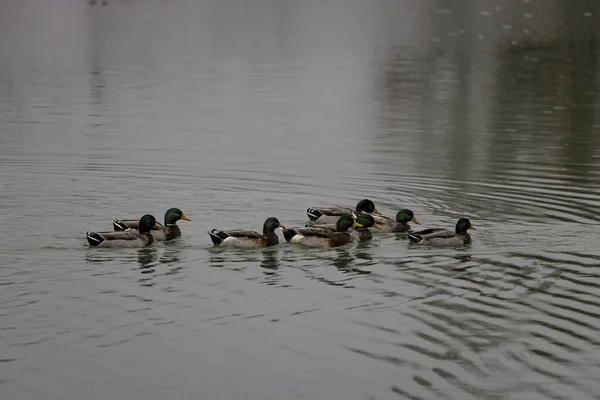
<box><xmin>1</xmin><ymin>0</ymin><xmax>600</xmax><ymax>399</ymax></box>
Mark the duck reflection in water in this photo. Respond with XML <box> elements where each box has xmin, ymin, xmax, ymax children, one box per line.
<box><xmin>260</xmin><ymin>248</ymin><xmax>280</xmax><ymax>270</ymax></box>
<box><xmin>85</xmin><ymin>248</ymin><xmax>138</xmax><ymax>267</ymax></box>
<box><xmin>137</xmin><ymin>247</ymin><xmax>158</xmax><ymax>273</ymax></box>
<box><xmin>160</xmin><ymin>241</ymin><xmax>182</xmax><ymax>266</ymax></box>
<box><xmin>260</xmin><ymin>249</ymin><xmax>283</xmax><ymax>286</ymax></box>
<box><xmin>332</xmin><ymin>246</ymin><xmax>373</xmax><ymax>276</ymax></box>
<box><xmin>207</xmin><ymin>251</ymin><xmax>226</xmax><ymax>269</ymax></box>
<box><xmin>331</xmin><ymin>247</ymin><xmax>354</xmax><ymax>270</ymax></box>
<box><xmin>207</xmin><ymin>246</ymin><xmax>280</xmax><ymax>272</ymax></box>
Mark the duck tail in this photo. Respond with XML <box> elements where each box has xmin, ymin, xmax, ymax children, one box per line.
<box><xmin>282</xmin><ymin>228</ymin><xmax>298</xmax><ymax>243</ymax></box>
<box><xmin>407</xmin><ymin>232</ymin><xmax>422</xmax><ymax>243</ymax></box>
<box><xmin>306</xmin><ymin>208</ymin><xmax>322</xmax><ymax>221</ymax></box>
<box><xmin>208</xmin><ymin>229</ymin><xmax>229</xmax><ymax>246</ymax></box>
<box><xmin>86</xmin><ymin>231</ymin><xmax>105</xmax><ymax>246</ymax></box>
<box><xmin>112</xmin><ymin>219</ymin><xmax>129</xmax><ymax>231</ymax></box>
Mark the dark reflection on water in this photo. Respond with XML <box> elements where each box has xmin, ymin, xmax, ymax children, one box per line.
<box><xmin>259</xmin><ymin>248</ymin><xmax>280</xmax><ymax>271</ymax></box>
<box><xmin>137</xmin><ymin>248</ymin><xmax>158</xmax><ymax>272</ymax></box>
<box><xmin>1</xmin><ymin>0</ymin><xmax>600</xmax><ymax>399</ymax></box>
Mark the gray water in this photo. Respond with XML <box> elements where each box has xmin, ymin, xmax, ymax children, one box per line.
<box><xmin>2</xmin><ymin>0</ymin><xmax>600</xmax><ymax>399</ymax></box>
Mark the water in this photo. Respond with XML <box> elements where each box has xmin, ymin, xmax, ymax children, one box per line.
<box><xmin>1</xmin><ymin>0</ymin><xmax>600</xmax><ymax>399</ymax></box>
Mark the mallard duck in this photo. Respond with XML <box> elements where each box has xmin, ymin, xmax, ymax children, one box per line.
<box><xmin>86</xmin><ymin>214</ymin><xmax>161</xmax><ymax>248</ymax></box>
<box><xmin>349</xmin><ymin>214</ymin><xmax>383</xmax><ymax>242</ymax></box>
<box><xmin>113</xmin><ymin>208</ymin><xmax>191</xmax><ymax>240</ymax></box>
<box><xmin>372</xmin><ymin>209</ymin><xmax>420</xmax><ymax>233</ymax></box>
<box><xmin>208</xmin><ymin>217</ymin><xmax>285</xmax><ymax>248</ymax></box>
<box><xmin>310</xmin><ymin>214</ymin><xmax>383</xmax><ymax>242</ymax></box>
<box><xmin>305</xmin><ymin>199</ymin><xmax>381</xmax><ymax>225</ymax></box>
<box><xmin>407</xmin><ymin>218</ymin><xmax>476</xmax><ymax>247</ymax></box>
<box><xmin>282</xmin><ymin>215</ymin><xmax>361</xmax><ymax>247</ymax></box>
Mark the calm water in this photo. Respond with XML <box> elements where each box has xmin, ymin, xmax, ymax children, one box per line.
<box><xmin>1</xmin><ymin>0</ymin><xmax>600</xmax><ymax>399</ymax></box>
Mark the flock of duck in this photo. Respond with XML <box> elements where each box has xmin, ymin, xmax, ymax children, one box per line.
<box><xmin>85</xmin><ymin>199</ymin><xmax>476</xmax><ymax>249</ymax></box>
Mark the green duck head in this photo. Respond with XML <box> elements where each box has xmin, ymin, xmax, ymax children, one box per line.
<box><xmin>356</xmin><ymin>199</ymin><xmax>381</xmax><ymax>215</ymax></box>
<box><xmin>164</xmin><ymin>208</ymin><xmax>191</xmax><ymax>225</ymax></box>
<box><xmin>396</xmin><ymin>209</ymin><xmax>420</xmax><ymax>225</ymax></box>
<box><xmin>456</xmin><ymin>218</ymin><xmax>476</xmax><ymax>233</ymax></box>
<box><xmin>335</xmin><ymin>215</ymin><xmax>362</xmax><ymax>232</ymax></box>
<box><xmin>355</xmin><ymin>214</ymin><xmax>383</xmax><ymax>230</ymax></box>
<box><xmin>263</xmin><ymin>217</ymin><xmax>285</xmax><ymax>234</ymax></box>
<box><xmin>139</xmin><ymin>214</ymin><xmax>162</xmax><ymax>233</ymax></box>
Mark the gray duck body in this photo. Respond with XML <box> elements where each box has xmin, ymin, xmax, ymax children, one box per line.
<box><xmin>407</xmin><ymin>218</ymin><xmax>476</xmax><ymax>247</ymax></box>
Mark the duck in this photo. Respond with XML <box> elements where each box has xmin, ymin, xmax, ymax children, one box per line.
<box><xmin>373</xmin><ymin>209</ymin><xmax>421</xmax><ymax>233</ymax></box>
<box><xmin>86</xmin><ymin>214</ymin><xmax>161</xmax><ymax>248</ymax></box>
<box><xmin>305</xmin><ymin>199</ymin><xmax>382</xmax><ymax>225</ymax></box>
<box><xmin>208</xmin><ymin>217</ymin><xmax>285</xmax><ymax>248</ymax></box>
<box><xmin>282</xmin><ymin>214</ymin><xmax>361</xmax><ymax>247</ymax></box>
<box><xmin>407</xmin><ymin>218</ymin><xmax>476</xmax><ymax>247</ymax></box>
<box><xmin>309</xmin><ymin>214</ymin><xmax>383</xmax><ymax>242</ymax></box>
<box><xmin>113</xmin><ymin>208</ymin><xmax>191</xmax><ymax>241</ymax></box>
<box><xmin>349</xmin><ymin>214</ymin><xmax>383</xmax><ymax>242</ymax></box>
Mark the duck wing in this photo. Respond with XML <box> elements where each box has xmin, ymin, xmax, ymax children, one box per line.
<box><xmin>419</xmin><ymin>229</ymin><xmax>455</xmax><ymax>240</ymax></box>
<box><xmin>292</xmin><ymin>227</ymin><xmax>334</xmax><ymax>238</ymax></box>
<box><xmin>98</xmin><ymin>230</ymin><xmax>144</xmax><ymax>240</ymax></box>
<box><xmin>306</xmin><ymin>206</ymin><xmax>354</xmax><ymax>221</ymax></box>
<box><xmin>220</xmin><ymin>229</ymin><xmax>264</xmax><ymax>239</ymax></box>
<box><xmin>113</xmin><ymin>219</ymin><xmax>163</xmax><ymax>232</ymax></box>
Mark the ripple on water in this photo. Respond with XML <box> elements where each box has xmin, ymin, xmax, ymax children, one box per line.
<box><xmin>3</xmin><ymin>141</ymin><xmax>600</xmax><ymax>399</ymax></box>
<box><xmin>2</xmin><ymin>2</ymin><xmax>600</xmax><ymax>396</ymax></box>
<box><xmin>321</xmin><ymin>243</ymin><xmax>600</xmax><ymax>399</ymax></box>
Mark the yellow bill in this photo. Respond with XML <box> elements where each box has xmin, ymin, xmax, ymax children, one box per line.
<box><xmin>411</xmin><ymin>217</ymin><xmax>421</xmax><ymax>225</ymax></box>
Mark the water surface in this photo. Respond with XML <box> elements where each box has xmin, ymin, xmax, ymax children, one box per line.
<box><xmin>1</xmin><ymin>1</ymin><xmax>600</xmax><ymax>399</ymax></box>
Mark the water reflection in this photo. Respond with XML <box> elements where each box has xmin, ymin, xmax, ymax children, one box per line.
<box><xmin>260</xmin><ymin>248</ymin><xmax>280</xmax><ymax>270</ymax></box>
<box><xmin>85</xmin><ymin>249</ymin><xmax>114</xmax><ymax>265</ymax></box>
<box><xmin>85</xmin><ymin>248</ymin><xmax>138</xmax><ymax>267</ymax></box>
<box><xmin>89</xmin><ymin>62</ymin><xmax>106</xmax><ymax>120</ymax></box>
<box><xmin>492</xmin><ymin>42</ymin><xmax>600</xmax><ymax>171</ymax></box>
<box><xmin>159</xmin><ymin>242</ymin><xmax>182</xmax><ymax>266</ymax></box>
<box><xmin>207</xmin><ymin>246</ymin><xmax>282</xmax><ymax>272</ymax></box>
<box><xmin>2</xmin><ymin>1</ymin><xmax>600</xmax><ymax>400</ymax></box>
<box><xmin>137</xmin><ymin>247</ymin><xmax>158</xmax><ymax>273</ymax></box>
<box><xmin>258</xmin><ymin>249</ymin><xmax>283</xmax><ymax>287</ymax></box>
<box><xmin>207</xmin><ymin>249</ymin><xmax>227</xmax><ymax>269</ymax></box>
<box><xmin>331</xmin><ymin>247</ymin><xmax>354</xmax><ymax>270</ymax></box>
